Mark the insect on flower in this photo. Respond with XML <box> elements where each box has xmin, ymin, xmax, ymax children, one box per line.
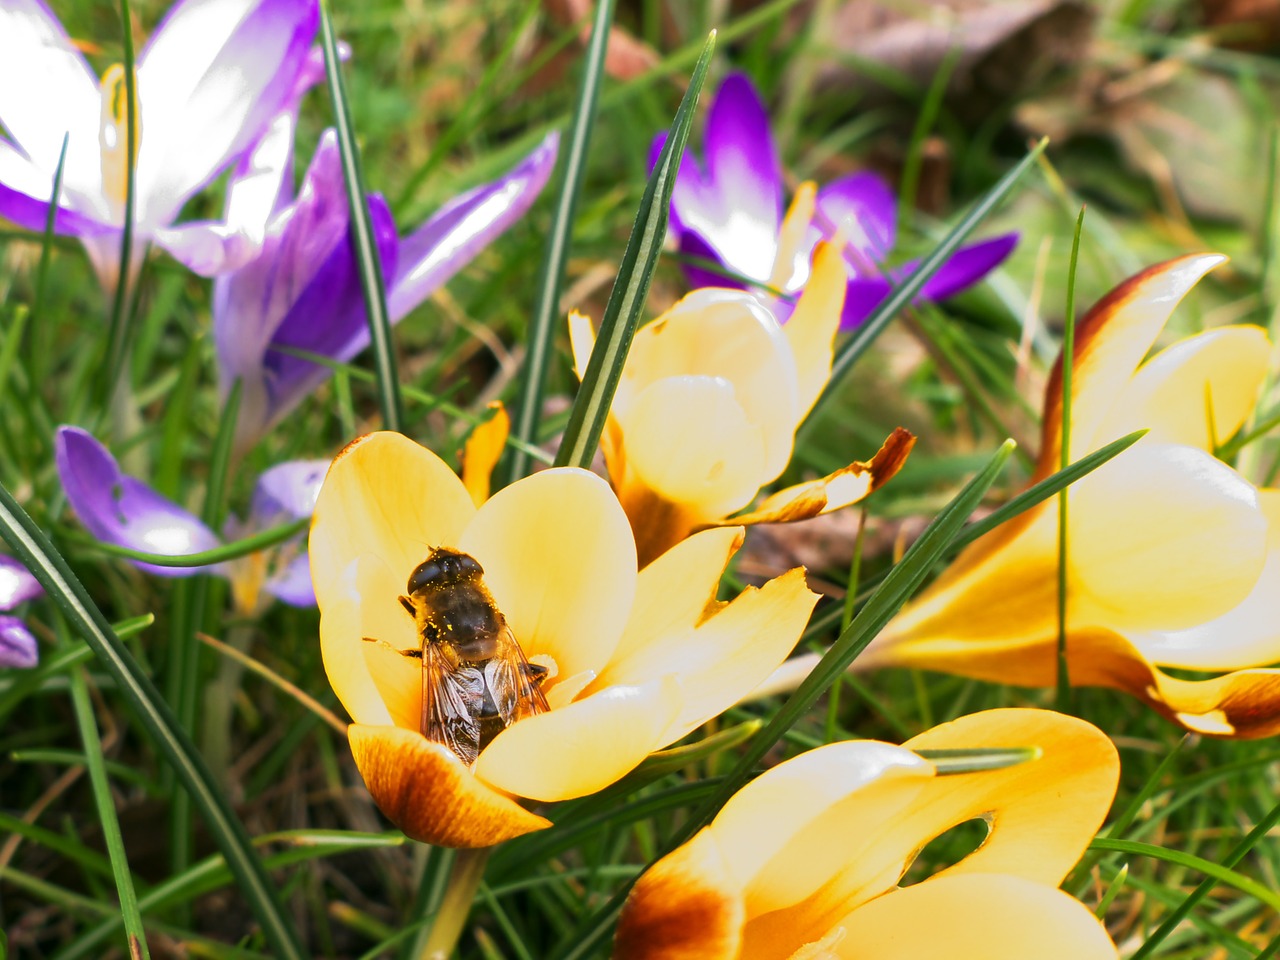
<box><xmin>368</xmin><ymin>547</ymin><xmax>549</xmax><ymax>765</ymax></box>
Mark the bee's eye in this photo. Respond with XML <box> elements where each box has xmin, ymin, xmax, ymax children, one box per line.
<box><xmin>458</xmin><ymin>554</ymin><xmax>483</xmax><ymax>576</ymax></box>
<box><xmin>407</xmin><ymin>559</ymin><xmax>443</xmax><ymax>593</ymax></box>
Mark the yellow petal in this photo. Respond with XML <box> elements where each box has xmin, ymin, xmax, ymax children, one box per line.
<box><xmin>347</xmin><ymin>724</ymin><xmax>550</xmax><ymax>847</ymax></box>
<box><xmin>458</xmin><ymin>467</ymin><xmax>636</xmax><ymax>682</ymax></box>
<box><xmin>1069</xmin><ymin>442</ymin><xmax>1267</xmax><ymax>631</ymax></box>
<box><xmin>474</xmin><ymin>678</ymin><xmax>682</xmax><ymax>802</ymax></box>
<box><xmin>622</xmin><ymin>289</ymin><xmax>801</xmax><ymax>480</ymax></box>
<box><xmin>784</xmin><ymin>240</ymin><xmax>847</xmax><ymax>417</ymax></box>
<box><xmin>601</xmin><ymin>567</ymin><xmax>818</xmax><ymax>746</ymax></box>
<box><xmin>1134</xmin><ymin>488</ymin><xmax>1280</xmax><ymax>670</ymax></box>
<box><xmin>830</xmin><ymin>873</ymin><xmax>1118</xmax><ymax>960</ymax></box>
<box><xmin>615</xmin><ymin>829</ymin><xmax>744</xmax><ymax>960</ymax></box>
<box><xmin>769</xmin><ymin>181</ymin><xmax>817</xmax><ymax>291</ymax></box>
<box><xmin>461</xmin><ymin>402</ymin><xmax>510</xmax><ymax>507</ymax></box>
<box><xmin>718</xmin><ymin>428</ymin><xmax>915</xmax><ymax>527</ymax></box>
<box><xmin>1040</xmin><ymin>253</ymin><xmax>1226</xmax><ymax>472</ymax></box>
<box><xmin>312</xmin><ymin>434</ymin><xmax>476</xmax><ymax>727</ymax></box>
<box><xmin>1097</xmin><ymin>326</ymin><xmax>1270</xmax><ymax>452</ymax></box>
<box><xmin>621</xmin><ymin>375</ymin><xmax>767</xmax><ymax>518</ymax></box>
<box><xmin>568</xmin><ymin>309</ymin><xmax>595</xmax><ymax>382</ymax></box>
<box><xmin>901</xmin><ymin>709</ymin><xmax>1119</xmax><ymax>886</ymax></box>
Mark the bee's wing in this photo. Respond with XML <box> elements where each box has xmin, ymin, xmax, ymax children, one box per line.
<box><xmin>422</xmin><ymin>642</ymin><xmax>484</xmax><ymax>765</ymax></box>
<box><xmin>485</xmin><ymin>625</ymin><xmax>551</xmax><ymax>727</ymax></box>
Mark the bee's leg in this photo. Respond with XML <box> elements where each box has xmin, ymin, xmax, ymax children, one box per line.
<box><xmin>361</xmin><ymin>636</ymin><xmax>422</xmax><ymax>660</ymax></box>
<box><xmin>524</xmin><ymin>661</ymin><xmax>549</xmax><ymax>687</ymax></box>
<box><xmin>399</xmin><ymin>595</ymin><xmax>416</xmax><ymax>616</ymax></box>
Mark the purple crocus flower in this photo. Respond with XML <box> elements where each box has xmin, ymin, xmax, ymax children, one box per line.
<box><xmin>55</xmin><ymin>426</ymin><xmax>325</xmax><ymax>614</ymax></box>
<box><xmin>214</xmin><ymin>127</ymin><xmax>559</xmax><ymax>455</ymax></box>
<box><xmin>0</xmin><ymin>555</ymin><xmax>43</xmax><ymax>668</ymax></box>
<box><xmin>0</xmin><ymin>0</ymin><xmax>319</xmax><ymax>293</ymax></box>
<box><xmin>654</xmin><ymin>72</ymin><xmax>1018</xmax><ymax>328</ymax></box>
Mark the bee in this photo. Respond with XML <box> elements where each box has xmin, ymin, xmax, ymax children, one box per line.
<box><xmin>368</xmin><ymin>547</ymin><xmax>550</xmax><ymax>765</ymax></box>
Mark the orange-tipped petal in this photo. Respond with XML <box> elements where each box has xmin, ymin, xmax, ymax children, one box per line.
<box><xmin>347</xmin><ymin>724</ymin><xmax>550</xmax><ymax>847</ymax></box>
<box><xmin>1068</xmin><ymin>442</ymin><xmax>1267</xmax><ymax>631</ymax></box>
<box><xmin>458</xmin><ymin>467</ymin><xmax>636</xmax><ymax>682</ymax></box>
<box><xmin>474</xmin><ymin>678</ymin><xmax>681</xmax><ymax>802</ymax></box>
<box><xmin>461</xmin><ymin>403</ymin><xmax>510</xmax><ymax>507</ymax></box>
<box><xmin>1097</xmin><ymin>326</ymin><xmax>1270</xmax><ymax>452</ymax></box>
<box><xmin>784</xmin><ymin>240</ymin><xmax>847</xmax><ymax>417</ymax></box>
<box><xmin>830</xmin><ymin>873</ymin><xmax>1118</xmax><ymax>960</ymax></box>
<box><xmin>1040</xmin><ymin>253</ymin><xmax>1226</xmax><ymax>473</ymax></box>
<box><xmin>716</xmin><ymin>428</ymin><xmax>915</xmax><ymax>527</ymax></box>
<box><xmin>614</xmin><ymin>829</ymin><xmax>744</xmax><ymax>960</ymax></box>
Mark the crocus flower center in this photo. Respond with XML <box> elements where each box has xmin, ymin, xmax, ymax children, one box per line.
<box><xmin>99</xmin><ymin>63</ymin><xmax>142</xmax><ymax>222</ymax></box>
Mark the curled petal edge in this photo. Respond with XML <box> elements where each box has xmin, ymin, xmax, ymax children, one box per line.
<box><xmin>347</xmin><ymin>724</ymin><xmax>551</xmax><ymax>848</ymax></box>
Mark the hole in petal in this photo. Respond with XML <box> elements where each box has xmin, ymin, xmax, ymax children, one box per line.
<box><xmin>899</xmin><ymin>817</ymin><xmax>991</xmax><ymax>887</ymax></box>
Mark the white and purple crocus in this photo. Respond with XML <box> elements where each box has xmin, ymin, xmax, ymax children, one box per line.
<box><xmin>654</xmin><ymin>72</ymin><xmax>1018</xmax><ymax>328</ymax></box>
<box><xmin>213</xmin><ymin>120</ymin><xmax>560</xmax><ymax>455</ymax></box>
<box><xmin>0</xmin><ymin>0</ymin><xmax>319</xmax><ymax>292</ymax></box>
<box><xmin>55</xmin><ymin>426</ymin><xmax>325</xmax><ymax>615</ymax></box>
<box><xmin>0</xmin><ymin>556</ymin><xmax>43</xmax><ymax>668</ymax></box>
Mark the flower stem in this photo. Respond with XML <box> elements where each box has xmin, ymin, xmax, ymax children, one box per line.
<box><xmin>417</xmin><ymin>846</ymin><xmax>491</xmax><ymax>960</ymax></box>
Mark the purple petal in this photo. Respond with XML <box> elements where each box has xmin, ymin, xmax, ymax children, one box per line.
<box><xmin>0</xmin><ymin>0</ymin><xmax>102</xmax><ymax>195</ymax></box>
<box><xmin>655</xmin><ymin>73</ymin><xmax>784</xmax><ymax>284</ymax></box>
<box><xmin>249</xmin><ymin>459</ymin><xmax>328</xmax><ymax>528</ymax></box>
<box><xmin>0</xmin><ymin>140</ymin><xmax>116</xmax><ymax>236</ymax></box>
<box><xmin>387</xmin><ymin>131</ymin><xmax>559</xmax><ymax>320</ymax></box>
<box><xmin>0</xmin><ymin>615</ymin><xmax>38</xmax><ymax>668</ymax></box>
<box><xmin>918</xmin><ymin>232</ymin><xmax>1019</xmax><ymax>301</ymax></box>
<box><xmin>54</xmin><ymin>426</ymin><xmax>221</xmax><ymax>577</ymax></box>
<box><xmin>0</xmin><ymin>555</ymin><xmax>43</xmax><ymax>610</ymax></box>
<box><xmin>839</xmin><ymin>275</ymin><xmax>895</xmax><ymax>330</ymax></box>
<box><xmin>814</xmin><ymin>171</ymin><xmax>897</xmax><ymax>263</ymax></box>
<box><xmin>133</xmin><ymin>0</ymin><xmax>319</xmax><ymax>227</ymax></box>
<box><xmin>263</xmin><ymin>551</ymin><xmax>315</xmax><ymax>607</ymax></box>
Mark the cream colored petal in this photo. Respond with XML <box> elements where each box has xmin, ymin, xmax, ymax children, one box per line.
<box><xmin>310</xmin><ymin>432</ymin><xmax>476</xmax><ymax>604</ymax></box>
<box><xmin>784</xmin><ymin>240</ymin><xmax>847</xmax><ymax>417</ymax></box>
<box><xmin>829</xmin><ymin>874</ymin><xmax>1118</xmax><ymax>960</ymax></box>
<box><xmin>319</xmin><ymin>552</ymin><xmax>418</xmax><ymax>727</ymax></box>
<box><xmin>1069</xmin><ymin>442</ymin><xmax>1267</xmax><ymax>631</ymax></box>
<box><xmin>474</xmin><ymin>678</ymin><xmax>681</xmax><ymax>802</ymax></box>
<box><xmin>458</xmin><ymin>467</ymin><xmax>636</xmax><ymax>681</ymax></box>
<box><xmin>347</xmin><ymin>724</ymin><xmax>550</xmax><ymax>848</ymax></box>
<box><xmin>615</xmin><ymin>829</ymin><xmax>744</xmax><ymax>960</ymax></box>
<box><xmin>719</xmin><ymin>428</ymin><xmax>915</xmax><ymax>527</ymax></box>
<box><xmin>568</xmin><ymin>309</ymin><xmax>596</xmax><ymax>382</ymax></box>
<box><xmin>1133</xmin><ymin>488</ymin><xmax>1280</xmax><ymax>670</ymax></box>
<box><xmin>601</xmin><ymin>525</ymin><xmax>745</xmax><ymax>681</ymax></box>
<box><xmin>1098</xmin><ymin>326</ymin><xmax>1270</xmax><ymax>452</ymax></box>
<box><xmin>461</xmin><ymin>402</ymin><xmax>510</xmax><ymax>507</ymax></box>
<box><xmin>1040</xmin><ymin>254</ymin><xmax>1226</xmax><ymax>470</ymax></box>
<box><xmin>769</xmin><ymin>181</ymin><xmax>817</xmax><ymax>290</ymax></box>
<box><xmin>617</xmin><ymin>567</ymin><xmax>818</xmax><ymax>745</ymax></box>
<box><xmin>623</xmin><ymin>289</ymin><xmax>801</xmax><ymax>478</ymax></box>
<box><xmin>621</xmin><ymin>376</ymin><xmax>767</xmax><ymax>519</ymax></box>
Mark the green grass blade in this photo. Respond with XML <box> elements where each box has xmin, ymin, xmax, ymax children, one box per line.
<box><xmin>0</xmin><ymin>484</ymin><xmax>307</xmax><ymax>960</ymax></box>
<box><xmin>66</xmin><ymin>655</ymin><xmax>151</xmax><ymax>959</ymax></box>
<box><xmin>29</xmin><ymin>132</ymin><xmax>69</xmax><ymax>387</ymax></box>
<box><xmin>503</xmin><ymin>0</ymin><xmax>616</xmax><ymax>485</ymax></box>
<box><xmin>553</xmin><ymin>31</ymin><xmax>716</xmax><ymax>470</ymax></box>
<box><xmin>550</xmin><ymin>439</ymin><xmax>1016</xmax><ymax>960</ymax></box>
<box><xmin>320</xmin><ymin>1</ymin><xmax>402</xmax><ymax>433</ymax></box>
<box><xmin>801</xmin><ymin>138</ymin><xmax>1048</xmax><ymax>439</ymax></box>
<box><xmin>99</xmin><ymin>0</ymin><xmax>139</xmax><ymax>408</ymax></box>
<box><xmin>1091</xmin><ymin>838</ymin><xmax>1280</xmax><ymax>914</ymax></box>
<box><xmin>70</xmin><ymin>516</ymin><xmax>308</xmax><ymax>568</ymax></box>
<box><xmin>1056</xmin><ymin>206</ymin><xmax>1085</xmax><ymax>711</ymax></box>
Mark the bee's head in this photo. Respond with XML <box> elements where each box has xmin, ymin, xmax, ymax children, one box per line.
<box><xmin>407</xmin><ymin>548</ymin><xmax>484</xmax><ymax>594</ymax></box>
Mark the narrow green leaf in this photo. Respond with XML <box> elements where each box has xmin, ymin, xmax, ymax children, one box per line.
<box><xmin>1056</xmin><ymin>206</ymin><xmax>1085</xmax><ymax>711</ymax></box>
<box><xmin>551</xmin><ymin>439</ymin><xmax>1016</xmax><ymax>960</ymax></box>
<box><xmin>29</xmin><ymin>132</ymin><xmax>69</xmax><ymax>387</ymax></box>
<box><xmin>155</xmin><ymin>333</ymin><xmax>206</xmax><ymax>498</ymax></box>
<box><xmin>801</xmin><ymin>138</ymin><xmax>1048</xmax><ymax>439</ymax></box>
<box><xmin>99</xmin><ymin>0</ymin><xmax>140</xmax><ymax>408</ymax></box>
<box><xmin>1091</xmin><ymin>838</ymin><xmax>1280</xmax><ymax>914</ymax></box>
<box><xmin>504</xmin><ymin>0</ymin><xmax>616</xmax><ymax>485</ymax></box>
<box><xmin>553</xmin><ymin>32</ymin><xmax>717</xmax><ymax>470</ymax></box>
<box><xmin>916</xmin><ymin>746</ymin><xmax>1041</xmax><ymax>775</ymax></box>
<box><xmin>70</xmin><ymin>516</ymin><xmax>308</xmax><ymax>568</ymax></box>
<box><xmin>320</xmin><ymin>2</ymin><xmax>402</xmax><ymax>433</ymax></box>
<box><xmin>66</xmin><ymin>653</ymin><xmax>150</xmax><ymax>959</ymax></box>
<box><xmin>0</xmin><ymin>484</ymin><xmax>306</xmax><ymax>960</ymax></box>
